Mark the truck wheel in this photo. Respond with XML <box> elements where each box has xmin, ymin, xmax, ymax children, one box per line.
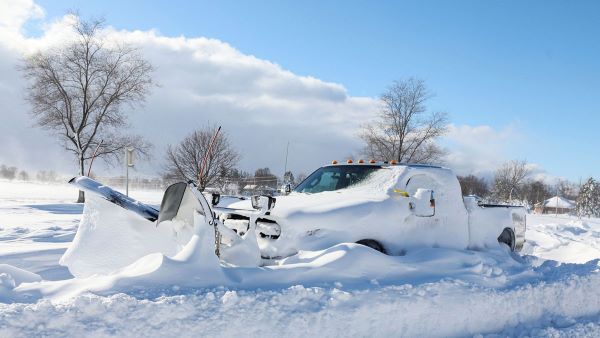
<box><xmin>497</xmin><ymin>228</ymin><xmax>516</xmax><ymax>251</ymax></box>
<box><xmin>356</xmin><ymin>239</ymin><xmax>386</xmax><ymax>254</ymax></box>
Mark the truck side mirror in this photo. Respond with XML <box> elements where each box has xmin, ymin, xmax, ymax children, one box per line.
<box><xmin>284</xmin><ymin>184</ymin><xmax>292</xmax><ymax>195</ymax></box>
<box><xmin>409</xmin><ymin>188</ymin><xmax>435</xmax><ymax>217</ymax></box>
<box><xmin>211</xmin><ymin>193</ymin><xmax>220</xmax><ymax>206</ymax></box>
<box><xmin>251</xmin><ymin>195</ymin><xmax>276</xmax><ymax>211</ymax></box>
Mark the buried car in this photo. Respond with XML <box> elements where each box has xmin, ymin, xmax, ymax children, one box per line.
<box><xmin>62</xmin><ymin>162</ymin><xmax>525</xmax><ymax>276</ymax></box>
<box><xmin>217</xmin><ymin>162</ymin><xmax>526</xmax><ymax>260</ymax></box>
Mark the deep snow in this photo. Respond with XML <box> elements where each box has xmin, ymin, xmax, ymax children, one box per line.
<box><xmin>0</xmin><ymin>179</ymin><xmax>599</xmax><ymax>337</ymax></box>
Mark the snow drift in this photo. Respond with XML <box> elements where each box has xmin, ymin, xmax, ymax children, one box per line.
<box><xmin>0</xmin><ymin>264</ymin><xmax>41</xmax><ymax>303</ymax></box>
<box><xmin>59</xmin><ymin>195</ymin><xmax>191</xmax><ymax>278</ymax></box>
<box><xmin>2</xmin><ymin>179</ymin><xmax>600</xmax><ymax>336</ymax></box>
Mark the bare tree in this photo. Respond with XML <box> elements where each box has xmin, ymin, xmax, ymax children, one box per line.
<box><xmin>522</xmin><ymin>180</ymin><xmax>552</xmax><ymax>206</ymax></box>
<box><xmin>163</xmin><ymin>125</ymin><xmax>240</xmax><ymax>191</ymax></box>
<box><xmin>296</xmin><ymin>173</ymin><xmax>307</xmax><ymax>185</ymax></box>
<box><xmin>360</xmin><ymin>78</ymin><xmax>448</xmax><ymax>164</ymax></box>
<box><xmin>0</xmin><ymin>165</ymin><xmax>17</xmax><ymax>180</ymax></box>
<box><xmin>20</xmin><ymin>18</ymin><xmax>153</xmax><ymax>202</ymax></box>
<box><xmin>457</xmin><ymin>174</ymin><xmax>489</xmax><ymax>197</ymax></box>
<box><xmin>18</xmin><ymin>170</ymin><xmax>30</xmax><ymax>181</ymax></box>
<box><xmin>492</xmin><ymin>160</ymin><xmax>531</xmax><ymax>202</ymax></box>
<box><xmin>254</xmin><ymin>168</ymin><xmax>278</xmax><ymax>189</ymax></box>
<box><xmin>554</xmin><ymin>179</ymin><xmax>579</xmax><ymax>200</ymax></box>
<box><xmin>36</xmin><ymin>170</ymin><xmax>58</xmax><ymax>182</ymax></box>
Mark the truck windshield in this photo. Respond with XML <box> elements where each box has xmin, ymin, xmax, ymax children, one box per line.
<box><xmin>294</xmin><ymin>165</ymin><xmax>382</xmax><ymax>193</ymax></box>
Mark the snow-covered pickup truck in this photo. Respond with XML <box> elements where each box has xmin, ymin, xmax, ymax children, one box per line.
<box><xmin>215</xmin><ymin>162</ymin><xmax>526</xmax><ymax>259</ymax></box>
<box><xmin>65</xmin><ymin>162</ymin><xmax>525</xmax><ymax>274</ymax></box>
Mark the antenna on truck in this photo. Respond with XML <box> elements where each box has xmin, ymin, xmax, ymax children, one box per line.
<box><xmin>197</xmin><ymin>126</ymin><xmax>222</xmax><ymax>191</ymax></box>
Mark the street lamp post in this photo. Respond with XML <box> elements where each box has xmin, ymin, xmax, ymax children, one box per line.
<box><xmin>125</xmin><ymin>148</ymin><xmax>134</xmax><ymax>196</ymax></box>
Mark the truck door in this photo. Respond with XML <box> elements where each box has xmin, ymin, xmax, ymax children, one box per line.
<box><xmin>405</xmin><ymin>174</ymin><xmax>436</xmax><ymax>217</ymax></box>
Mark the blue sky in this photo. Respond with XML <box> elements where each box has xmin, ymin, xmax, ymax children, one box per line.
<box><xmin>17</xmin><ymin>1</ymin><xmax>600</xmax><ymax>180</ymax></box>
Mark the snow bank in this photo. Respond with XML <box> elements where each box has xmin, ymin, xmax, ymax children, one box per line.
<box><xmin>10</xmin><ymin>225</ymin><xmax>555</xmax><ymax>302</ymax></box>
<box><xmin>0</xmin><ymin>180</ymin><xmax>74</xmax><ymax>203</ymax></box>
<box><xmin>2</xmin><ymin>264</ymin><xmax>600</xmax><ymax>337</ymax></box>
<box><xmin>522</xmin><ymin>214</ymin><xmax>600</xmax><ymax>263</ymax></box>
<box><xmin>59</xmin><ymin>195</ymin><xmax>190</xmax><ymax>278</ymax></box>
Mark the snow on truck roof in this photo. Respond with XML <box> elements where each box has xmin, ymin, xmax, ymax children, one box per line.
<box><xmin>301</xmin><ymin>162</ymin><xmax>456</xmax><ymax>195</ymax></box>
<box><xmin>324</xmin><ymin>161</ymin><xmax>443</xmax><ymax>169</ymax></box>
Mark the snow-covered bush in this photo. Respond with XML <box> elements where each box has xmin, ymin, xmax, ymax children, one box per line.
<box><xmin>576</xmin><ymin>178</ymin><xmax>600</xmax><ymax>218</ymax></box>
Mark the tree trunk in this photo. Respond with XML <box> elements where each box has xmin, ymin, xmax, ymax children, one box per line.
<box><xmin>76</xmin><ymin>153</ymin><xmax>85</xmax><ymax>203</ymax></box>
<box><xmin>397</xmin><ymin>140</ymin><xmax>403</xmax><ymax>163</ymax></box>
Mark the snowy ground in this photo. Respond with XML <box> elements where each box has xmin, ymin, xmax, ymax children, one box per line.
<box><xmin>0</xmin><ymin>179</ymin><xmax>599</xmax><ymax>337</ymax></box>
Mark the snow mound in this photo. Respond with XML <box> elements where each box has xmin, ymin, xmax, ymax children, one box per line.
<box><xmin>16</xmin><ymin>222</ymin><xmax>537</xmax><ymax>302</ymax></box>
<box><xmin>2</xmin><ymin>267</ymin><xmax>600</xmax><ymax>337</ymax></box>
<box><xmin>59</xmin><ymin>195</ymin><xmax>190</xmax><ymax>278</ymax></box>
<box><xmin>522</xmin><ymin>214</ymin><xmax>600</xmax><ymax>263</ymax></box>
<box><xmin>0</xmin><ymin>264</ymin><xmax>41</xmax><ymax>302</ymax></box>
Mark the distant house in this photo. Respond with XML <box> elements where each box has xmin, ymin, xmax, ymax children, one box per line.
<box><xmin>533</xmin><ymin>202</ymin><xmax>544</xmax><ymax>214</ymax></box>
<box><xmin>537</xmin><ymin>196</ymin><xmax>575</xmax><ymax>214</ymax></box>
<box><xmin>242</xmin><ymin>184</ymin><xmax>257</xmax><ymax>194</ymax></box>
<box><xmin>242</xmin><ymin>184</ymin><xmax>278</xmax><ymax>196</ymax></box>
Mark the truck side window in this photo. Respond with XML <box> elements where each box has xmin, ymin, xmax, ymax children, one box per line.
<box><xmin>405</xmin><ymin>174</ymin><xmax>435</xmax><ymax>195</ymax></box>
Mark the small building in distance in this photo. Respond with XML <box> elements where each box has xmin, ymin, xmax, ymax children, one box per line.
<box><xmin>535</xmin><ymin>196</ymin><xmax>575</xmax><ymax>214</ymax></box>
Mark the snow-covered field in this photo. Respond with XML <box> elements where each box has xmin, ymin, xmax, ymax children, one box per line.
<box><xmin>1</xmin><ymin>179</ymin><xmax>599</xmax><ymax>337</ymax></box>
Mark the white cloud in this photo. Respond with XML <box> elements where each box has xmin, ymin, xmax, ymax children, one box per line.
<box><xmin>441</xmin><ymin>124</ymin><xmax>560</xmax><ymax>183</ymax></box>
<box><xmin>442</xmin><ymin>124</ymin><xmax>520</xmax><ymax>177</ymax></box>
<box><xmin>0</xmin><ymin>0</ymin><xmax>44</xmax><ymax>35</ymax></box>
<box><xmin>525</xmin><ymin>163</ymin><xmax>560</xmax><ymax>184</ymax></box>
<box><xmin>0</xmin><ymin>1</ymin><xmax>378</xmax><ymax>177</ymax></box>
<box><xmin>0</xmin><ymin>1</ymin><xmax>560</xmax><ymax>183</ymax></box>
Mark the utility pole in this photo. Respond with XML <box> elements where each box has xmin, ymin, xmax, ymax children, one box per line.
<box><xmin>283</xmin><ymin>141</ymin><xmax>290</xmax><ymax>183</ymax></box>
<box><xmin>125</xmin><ymin>148</ymin><xmax>134</xmax><ymax>196</ymax></box>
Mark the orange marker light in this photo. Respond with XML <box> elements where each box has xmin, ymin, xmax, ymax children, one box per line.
<box><xmin>358</xmin><ymin>159</ymin><xmax>365</xmax><ymax>164</ymax></box>
<box><xmin>347</xmin><ymin>159</ymin><xmax>353</xmax><ymax>164</ymax></box>
<box><xmin>332</xmin><ymin>160</ymin><xmax>338</xmax><ymax>164</ymax></box>
<box><xmin>369</xmin><ymin>159</ymin><xmax>376</xmax><ymax>164</ymax></box>
<box><xmin>390</xmin><ymin>160</ymin><xmax>398</xmax><ymax>165</ymax></box>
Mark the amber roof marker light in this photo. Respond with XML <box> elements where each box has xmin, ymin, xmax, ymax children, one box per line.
<box><xmin>390</xmin><ymin>160</ymin><xmax>398</xmax><ymax>165</ymax></box>
<box><xmin>358</xmin><ymin>159</ymin><xmax>365</xmax><ymax>164</ymax></box>
<box><xmin>332</xmin><ymin>160</ymin><xmax>338</xmax><ymax>165</ymax></box>
<box><xmin>369</xmin><ymin>159</ymin><xmax>376</xmax><ymax>164</ymax></box>
<box><xmin>347</xmin><ymin>159</ymin><xmax>354</xmax><ymax>164</ymax></box>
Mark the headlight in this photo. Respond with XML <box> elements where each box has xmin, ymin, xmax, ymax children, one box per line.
<box><xmin>221</xmin><ymin>214</ymin><xmax>250</xmax><ymax>236</ymax></box>
<box><xmin>256</xmin><ymin>218</ymin><xmax>281</xmax><ymax>239</ymax></box>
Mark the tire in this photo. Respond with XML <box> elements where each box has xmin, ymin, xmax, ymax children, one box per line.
<box><xmin>497</xmin><ymin>228</ymin><xmax>516</xmax><ymax>251</ymax></box>
<box><xmin>356</xmin><ymin>239</ymin><xmax>386</xmax><ymax>254</ymax></box>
